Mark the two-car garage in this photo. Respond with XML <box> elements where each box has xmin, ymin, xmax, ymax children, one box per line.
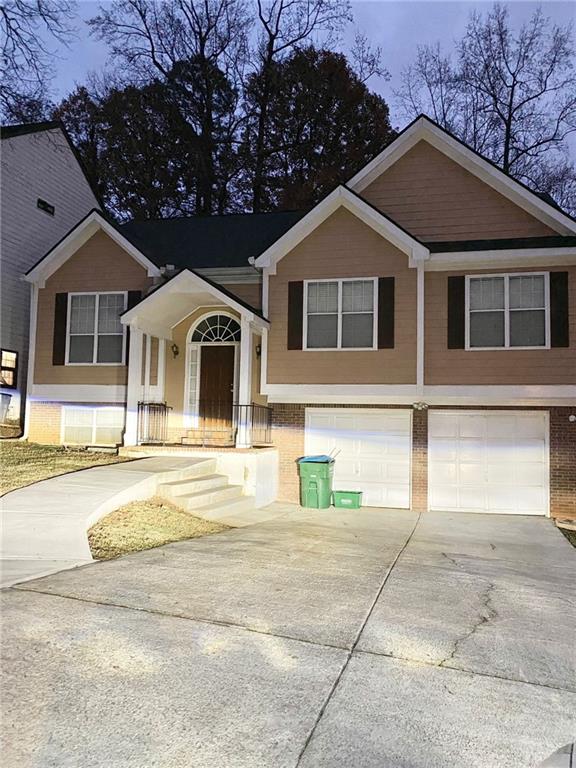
<box><xmin>304</xmin><ymin>408</ymin><xmax>549</xmax><ymax>515</ymax></box>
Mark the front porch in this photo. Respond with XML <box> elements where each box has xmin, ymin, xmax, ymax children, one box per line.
<box><xmin>120</xmin><ymin>270</ymin><xmax>271</xmax><ymax>450</ymax></box>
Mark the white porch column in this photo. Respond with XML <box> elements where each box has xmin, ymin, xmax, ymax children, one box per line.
<box><xmin>124</xmin><ymin>327</ymin><xmax>144</xmax><ymax>446</ymax></box>
<box><xmin>236</xmin><ymin>316</ymin><xmax>253</xmax><ymax>448</ymax></box>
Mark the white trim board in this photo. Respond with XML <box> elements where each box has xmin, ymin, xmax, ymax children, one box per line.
<box><xmin>425</xmin><ymin>248</ymin><xmax>576</xmax><ymax>271</ymax></box>
<box><xmin>262</xmin><ymin>383</ymin><xmax>576</xmax><ymax>406</ymax></box>
<box><xmin>254</xmin><ymin>186</ymin><xmax>429</xmax><ymax>272</ymax></box>
<box><xmin>24</xmin><ymin>210</ymin><xmax>161</xmax><ymax>287</ymax></box>
<box><xmin>347</xmin><ymin>116</ymin><xmax>576</xmax><ymax>236</ymax></box>
<box><xmin>30</xmin><ymin>384</ymin><xmax>127</xmax><ymax>403</ymax></box>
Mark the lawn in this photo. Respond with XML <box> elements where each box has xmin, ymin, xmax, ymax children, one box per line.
<box><xmin>88</xmin><ymin>497</ymin><xmax>230</xmax><ymax>559</ymax></box>
<box><xmin>0</xmin><ymin>440</ymin><xmax>129</xmax><ymax>495</ymax></box>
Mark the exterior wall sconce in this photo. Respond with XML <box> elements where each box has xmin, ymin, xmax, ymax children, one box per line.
<box><xmin>255</xmin><ymin>344</ymin><xmax>262</xmax><ymax>359</ymax></box>
<box><xmin>569</xmin><ymin>414</ymin><xmax>576</xmax><ymax>423</ymax></box>
<box><xmin>413</xmin><ymin>402</ymin><xmax>428</xmax><ymax>411</ymax></box>
<box><xmin>171</xmin><ymin>343</ymin><xmax>179</xmax><ymax>359</ymax></box>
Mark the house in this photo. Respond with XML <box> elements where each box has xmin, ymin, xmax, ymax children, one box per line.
<box><xmin>0</xmin><ymin>121</ymin><xmax>100</xmax><ymax>426</ymax></box>
<box><xmin>22</xmin><ymin>116</ymin><xmax>576</xmax><ymax>520</ymax></box>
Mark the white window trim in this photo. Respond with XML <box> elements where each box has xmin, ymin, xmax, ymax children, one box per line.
<box><xmin>65</xmin><ymin>291</ymin><xmax>128</xmax><ymax>366</ymax></box>
<box><xmin>61</xmin><ymin>405</ymin><xmax>125</xmax><ymax>446</ymax></box>
<box><xmin>465</xmin><ymin>272</ymin><xmax>550</xmax><ymax>351</ymax></box>
<box><xmin>303</xmin><ymin>277</ymin><xmax>378</xmax><ymax>351</ymax></box>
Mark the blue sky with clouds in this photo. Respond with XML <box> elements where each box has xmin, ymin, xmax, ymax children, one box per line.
<box><xmin>49</xmin><ymin>1</ymin><xmax>575</xmax><ymax>137</ymax></box>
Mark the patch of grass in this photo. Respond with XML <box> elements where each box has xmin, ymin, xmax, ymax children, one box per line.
<box><xmin>559</xmin><ymin>527</ymin><xmax>576</xmax><ymax>549</ymax></box>
<box><xmin>88</xmin><ymin>497</ymin><xmax>230</xmax><ymax>560</ymax></box>
<box><xmin>0</xmin><ymin>440</ymin><xmax>129</xmax><ymax>496</ymax></box>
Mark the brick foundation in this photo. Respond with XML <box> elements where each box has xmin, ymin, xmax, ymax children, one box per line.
<box><xmin>271</xmin><ymin>402</ymin><xmax>576</xmax><ymax>519</ymax></box>
<box><xmin>27</xmin><ymin>401</ymin><xmax>63</xmax><ymax>444</ymax></box>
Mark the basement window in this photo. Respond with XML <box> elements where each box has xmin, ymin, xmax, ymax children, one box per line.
<box><xmin>37</xmin><ymin>198</ymin><xmax>55</xmax><ymax>216</ymax></box>
<box><xmin>62</xmin><ymin>406</ymin><xmax>125</xmax><ymax>445</ymax></box>
<box><xmin>0</xmin><ymin>349</ymin><xmax>17</xmax><ymax>389</ymax></box>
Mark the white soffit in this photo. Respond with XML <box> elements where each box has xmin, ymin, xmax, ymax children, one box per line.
<box><xmin>254</xmin><ymin>186</ymin><xmax>429</xmax><ymax>272</ymax></box>
<box><xmin>348</xmin><ymin>117</ymin><xmax>576</xmax><ymax>237</ymax></box>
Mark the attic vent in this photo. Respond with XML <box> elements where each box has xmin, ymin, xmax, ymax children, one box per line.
<box><xmin>37</xmin><ymin>198</ymin><xmax>55</xmax><ymax>216</ymax></box>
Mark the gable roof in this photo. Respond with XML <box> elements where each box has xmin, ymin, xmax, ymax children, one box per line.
<box><xmin>1</xmin><ymin>119</ymin><xmax>104</xmax><ymax>210</ymax></box>
<box><xmin>254</xmin><ymin>185</ymin><xmax>429</xmax><ymax>271</ymax></box>
<box><xmin>24</xmin><ymin>209</ymin><xmax>161</xmax><ymax>287</ymax></box>
<box><xmin>121</xmin><ymin>268</ymin><xmax>268</xmax><ymax>339</ymax></box>
<box><xmin>347</xmin><ymin>114</ymin><xmax>576</xmax><ymax>236</ymax></box>
<box><xmin>120</xmin><ymin>210</ymin><xmax>305</xmax><ymax>270</ymax></box>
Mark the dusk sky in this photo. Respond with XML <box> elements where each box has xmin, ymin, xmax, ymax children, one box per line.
<box><xmin>48</xmin><ymin>0</ymin><xmax>575</xmax><ymax>136</ymax></box>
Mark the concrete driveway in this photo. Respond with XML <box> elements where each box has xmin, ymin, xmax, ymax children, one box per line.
<box><xmin>2</xmin><ymin>507</ymin><xmax>575</xmax><ymax>767</ymax></box>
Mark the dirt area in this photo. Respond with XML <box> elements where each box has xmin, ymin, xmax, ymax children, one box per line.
<box><xmin>88</xmin><ymin>497</ymin><xmax>230</xmax><ymax>559</ymax></box>
<box><xmin>0</xmin><ymin>440</ymin><xmax>129</xmax><ymax>495</ymax></box>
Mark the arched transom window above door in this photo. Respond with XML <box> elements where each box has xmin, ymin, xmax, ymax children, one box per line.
<box><xmin>190</xmin><ymin>314</ymin><xmax>241</xmax><ymax>343</ymax></box>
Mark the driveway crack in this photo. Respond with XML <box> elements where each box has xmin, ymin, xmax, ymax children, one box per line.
<box><xmin>439</xmin><ymin>581</ymin><xmax>498</xmax><ymax>667</ymax></box>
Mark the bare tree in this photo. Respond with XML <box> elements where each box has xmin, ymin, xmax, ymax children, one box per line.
<box><xmin>249</xmin><ymin>0</ymin><xmax>352</xmax><ymax>211</ymax></box>
<box><xmin>1</xmin><ymin>0</ymin><xmax>76</xmax><ymax>121</ymax></box>
<box><xmin>396</xmin><ymin>3</ymin><xmax>576</xmax><ymax>212</ymax></box>
<box><xmin>89</xmin><ymin>0</ymin><xmax>251</xmax><ymax>213</ymax></box>
<box><xmin>349</xmin><ymin>30</ymin><xmax>389</xmax><ymax>85</ymax></box>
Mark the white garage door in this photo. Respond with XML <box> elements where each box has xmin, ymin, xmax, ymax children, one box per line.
<box><xmin>305</xmin><ymin>408</ymin><xmax>412</xmax><ymax>508</ymax></box>
<box><xmin>429</xmin><ymin>411</ymin><xmax>549</xmax><ymax>515</ymax></box>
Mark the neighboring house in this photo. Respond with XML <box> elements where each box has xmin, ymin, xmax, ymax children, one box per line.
<box><xmin>22</xmin><ymin>116</ymin><xmax>576</xmax><ymax>520</ymax></box>
<box><xmin>0</xmin><ymin>121</ymin><xmax>100</xmax><ymax>425</ymax></box>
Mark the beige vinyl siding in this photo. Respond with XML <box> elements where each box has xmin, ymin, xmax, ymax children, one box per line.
<box><xmin>223</xmin><ymin>282</ymin><xmax>262</xmax><ymax>310</ymax></box>
<box><xmin>34</xmin><ymin>230</ymin><xmax>152</xmax><ymax>385</ymax></box>
<box><xmin>425</xmin><ymin>265</ymin><xmax>576</xmax><ymax>385</ymax></box>
<box><xmin>267</xmin><ymin>208</ymin><xmax>417</xmax><ymax>385</ymax></box>
<box><xmin>362</xmin><ymin>141</ymin><xmax>555</xmax><ymax>241</ymax></box>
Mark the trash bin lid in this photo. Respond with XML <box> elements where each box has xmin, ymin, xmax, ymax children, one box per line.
<box><xmin>297</xmin><ymin>455</ymin><xmax>335</xmax><ymax>464</ymax></box>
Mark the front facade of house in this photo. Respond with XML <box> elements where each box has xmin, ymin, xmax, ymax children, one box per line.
<box><xmin>23</xmin><ymin>117</ymin><xmax>576</xmax><ymax>520</ymax></box>
<box><xmin>0</xmin><ymin>122</ymin><xmax>100</xmax><ymax>424</ymax></box>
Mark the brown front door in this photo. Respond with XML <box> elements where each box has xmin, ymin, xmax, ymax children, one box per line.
<box><xmin>199</xmin><ymin>345</ymin><xmax>235</xmax><ymax>435</ymax></box>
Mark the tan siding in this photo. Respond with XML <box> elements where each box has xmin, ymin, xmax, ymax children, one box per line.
<box><xmin>267</xmin><ymin>208</ymin><xmax>417</xmax><ymax>385</ymax></box>
<box><xmin>34</xmin><ymin>230</ymin><xmax>152</xmax><ymax>385</ymax></box>
<box><xmin>224</xmin><ymin>282</ymin><xmax>262</xmax><ymax>310</ymax></box>
<box><xmin>362</xmin><ymin>141</ymin><xmax>555</xmax><ymax>241</ymax></box>
<box><xmin>425</xmin><ymin>266</ymin><xmax>576</xmax><ymax>385</ymax></box>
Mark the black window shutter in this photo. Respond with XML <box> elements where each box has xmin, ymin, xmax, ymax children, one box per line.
<box><xmin>287</xmin><ymin>281</ymin><xmax>303</xmax><ymax>350</ymax></box>
<box><xmin>52</xmin><ymin>292</ymin><xmax>68</xmax><ymax>365</ymax></box>
<box><xmin>377</xmin><ymin>277</ymin><xmax>395</xmax><ymax>349</ymax></box>
<box><xmin>447</xmin><ymin>276</ymin><xmax>466</xmax><ymax>349</ymax></box>
<box><xmin>127</xmin><ymin>290</ymin><xmax>142</xmax><ymax>310</ymax></box>
<box><xmin>550</xmin><ymin>272</ymin><xmax>569</xmax><ymax>348</ymax></box>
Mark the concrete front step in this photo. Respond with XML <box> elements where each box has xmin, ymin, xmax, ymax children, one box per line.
<box><xmin>158</xmin><ymin>473</ymin><xmax>229</xmax><ymax>499</ymax></box>
<box><xmin>191</xmin><ymin>496</ymin><xmax>257</xmax><ymax>523</ymax></box>
<box><xmin>173</xmin><ymin>484</ymin><xmax>244</xmax><ymax>511</ymax></box>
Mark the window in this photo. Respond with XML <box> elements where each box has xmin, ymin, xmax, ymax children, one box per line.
<box><xmin>62</xmin><ymin>407</ymin><xmax>124</xmax><ymax>445</ymax></box>
<box><xmin>305</xmin><ymin>279</ymin><xmax>376</xmax><ymax>349</ymax></box>
<box><xmin>466</xmin><ymin>273</ymin><xmax>549</xmax><ymax>349</ymax></box>
<box><xmin>67</xmin><ymin>293</ymin><xmax>127</xmax><ymax>364</ymax></box>
<box><xmin>37</xmin><ymin>198</ymin><xmax>55</xmax><ymax>216</ymax></box>
<box><xmin>1</xmin><ymin>349</ymin><xmax>17</xmax><ymax>389</ymax></box>
<box><xmin>191</xmin><ymin>314</ymin><xmax>241</xmax><ymax>342</ymax></box>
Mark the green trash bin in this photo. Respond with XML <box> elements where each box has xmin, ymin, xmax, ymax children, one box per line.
<box><xmin>297</xmin><ymin>455</ymin><xmax>335</xmax><ymax>509</ymax></box>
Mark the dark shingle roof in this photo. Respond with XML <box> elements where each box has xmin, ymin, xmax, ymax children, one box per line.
<box><xmin>120</xmin><ymin>210</ymin><xmax>306</xmax><ymax>269</ymax></box>
<box><xmin>426</xmin><ymin>236</ymin><xmax>576</xmax><ymax>253</ymax></box>
<box><xmin>1</xmin><ymin>121</ymin><xmax>61</xmax><ymax>140</ymax></box>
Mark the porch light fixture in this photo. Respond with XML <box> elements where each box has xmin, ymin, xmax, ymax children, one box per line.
<box><xmin>412</xmin><ymin>402</ymin><xmax>428</xmax><ymax>411</ymax></box>
<box><xmin>255</xmin><ymin>344</ymin><xmax>262</xmax><ymax>358</ymax></box>
<box><xmin>171</xmin><ymin>343</ymin><xmax>179</xmax><ymax>359</ymax></box>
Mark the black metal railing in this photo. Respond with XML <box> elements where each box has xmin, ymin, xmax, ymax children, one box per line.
<box><xmin>137</xmin><ymin>401</ymin><xmax>171</xmax><ymax>444</ymax></box>
<box><xmin>136</xmin><ymin>400</ymin><xmax>272</xmax><ymax>447</ymax></box>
